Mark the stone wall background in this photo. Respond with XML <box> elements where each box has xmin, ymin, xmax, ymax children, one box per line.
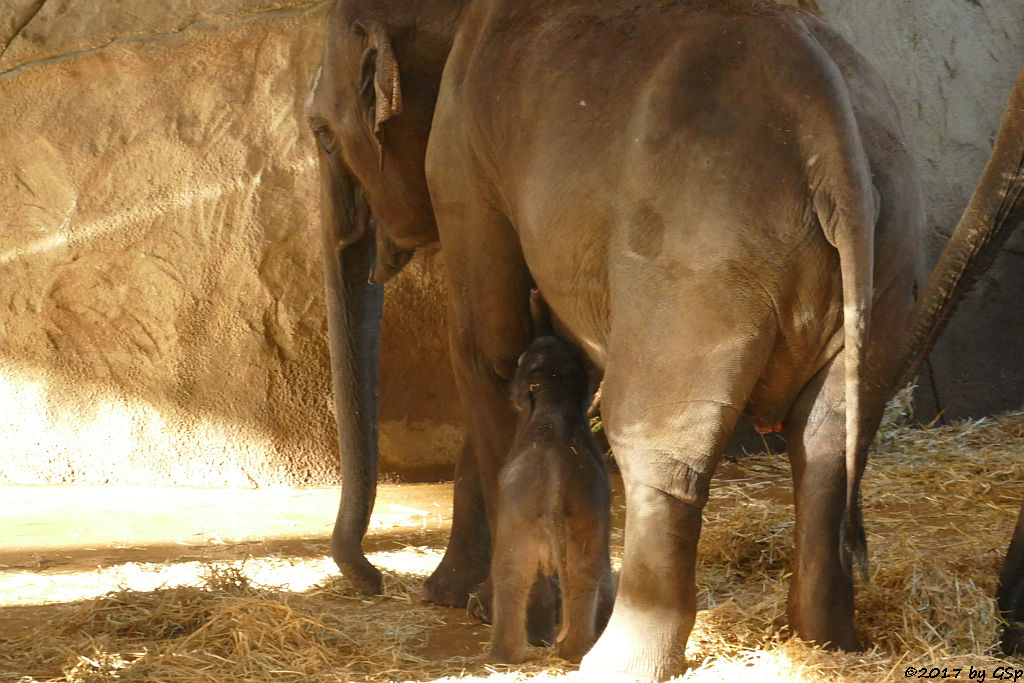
<box><xmin>0</xmin><ymin>0</ymin><xmax>1020</xmax><ymax>486</ymax></box>
<box><xmin>0</xmin><ymin>0</ymin><xmax>461</xmax><ymax>486</ymax></box>
<box><xmin>815</xmin><ymin>0</ymin><xmax>1024</xmax><ymax>421</ymax></box>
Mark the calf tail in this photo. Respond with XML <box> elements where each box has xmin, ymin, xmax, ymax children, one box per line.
<box><xmin>551</xmin><ymin>464</ymin><xmax>571</xmax><ymax>644</ymax></box>
<box><xmin>554</xmin><ymin>518</ymin><xmax>571</xmax><ymax>644</ymax></box>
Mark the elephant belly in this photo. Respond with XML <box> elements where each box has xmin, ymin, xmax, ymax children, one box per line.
<box><xmin>519</xmin><ymin>227</ymin><xmax>612</xmax><ymax>370</ymax></box>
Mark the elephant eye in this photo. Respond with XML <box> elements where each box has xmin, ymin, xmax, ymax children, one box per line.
<box><xmin>310</xmin><ymin>120</ymin><xmax>338</xmax><ymax>155</ymax></box>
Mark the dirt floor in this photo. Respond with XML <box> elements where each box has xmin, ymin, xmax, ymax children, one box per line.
<box><xmin>1</xmin><ymin>412</ymin><xmax>1023</xmax><ymax>682</ymax></box>
<box><xmin>0</xmin><ymin>482</ymin><xmax>456</xmax><ymax>623</ymax></box>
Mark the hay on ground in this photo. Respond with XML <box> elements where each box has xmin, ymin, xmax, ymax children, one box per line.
<box><xmin>1</xmin><ymin>411</ymin><xmax>1021</xmax><ymax>682</ymax></box>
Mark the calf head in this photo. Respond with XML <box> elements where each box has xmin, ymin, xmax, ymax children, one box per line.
<box><xmin>512</xmin><ymin>337</ymin><xmax>591</xmax><ymax>417</ymax></box>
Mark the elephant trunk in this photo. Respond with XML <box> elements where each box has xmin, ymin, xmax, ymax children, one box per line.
<box><xmin>893</xmin><ymin>66</ymin><xmax>1024</xmax><ymax>393</ymax></box>
<box><xmin>319</xmin><ymin>159</ymin><xmax>386</xmax><ymax>594</ymax></box>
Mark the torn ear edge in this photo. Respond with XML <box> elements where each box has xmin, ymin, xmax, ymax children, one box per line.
<box><xmin>354</xmin><ymin>19</ymin><xmax>403</xmax><ymax>135</ymax></box>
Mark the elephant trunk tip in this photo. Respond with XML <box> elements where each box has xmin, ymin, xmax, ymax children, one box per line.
<box><xmin>331</xmin><ymin>540</ymin><xmax>385</xmax><ymax>595</ymax></box>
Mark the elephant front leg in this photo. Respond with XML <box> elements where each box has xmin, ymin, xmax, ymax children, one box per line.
<box><xmin>423</xmin><ymin>441</ymin><xmax>491</xmax><ymax>608</ymax></box>
<box><xmin>580</xmin><ymin>480</ymin><xmax>702</xmax><ymax>681</ymax></box>
<box><xmin>440</xmin><ymin>293</ymin><xmax>561</xmax><ymax>640</ymax></box>
<box><xmin>424</xmin><ymin>197</ymin><xmax>556</xmax><ymax>630</ymax></box>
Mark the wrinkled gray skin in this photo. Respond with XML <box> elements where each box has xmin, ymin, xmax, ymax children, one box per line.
<box><xmin>998</xmin><ymin>501</ymin><xmax>1024</xmax><ymax>656</ymax></box>
<box><xmin>306</xmin><ymin>0</ymin><xmax>1024</xmax><ymax>678</ymax></box>
<box><xmin>490</xmin><ymin>333</ymin><xmax>615</xmax><ymax>664</ymax></box>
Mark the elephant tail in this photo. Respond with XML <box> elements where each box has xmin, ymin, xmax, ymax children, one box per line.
<box><xmin>805</xmin><ymin>72</ymin><xmax>878</xmax><ymax>581</ymax></box>
<box><xmin>552</xmin><ymin>464</ymin><xmax>571</xmax><ymax>644</ymax></box>
<box><xmin>892</xmin><ymin>66</ymin><xmax>1024</xmax><ymax>392</ymax></box>
<box><xmin>554</xmin><ymin>526</ymin><xmax>571</xmax><ymax>644</ymax></box>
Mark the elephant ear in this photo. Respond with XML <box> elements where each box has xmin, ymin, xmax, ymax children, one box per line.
<box><xmin>510</xmin><ymin>353</ymin><xmax>533</xmax><ymax>413</ymax></box>
<box><xmin>355</xmin><ymin>20</ymin><xmax>403</xmax><ymax>135</ymax></box>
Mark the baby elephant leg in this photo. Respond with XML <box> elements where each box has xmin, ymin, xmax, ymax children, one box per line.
<box><xmin>488</xmin><ymin>529</ymin><xmax>541</xmax><ymax>664</ymax></box>
<box><xmin>557</xmin><ymin>532</ymin><xmax>612</xmax><ymax>662</ymax></box>
<box><xmin>596</xmin><ymin>559</ymin><xmax>616</xmax><ymax>635</ymax></box>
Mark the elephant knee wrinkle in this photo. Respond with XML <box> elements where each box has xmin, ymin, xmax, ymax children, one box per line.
<box><xmin>627</xmin><ymin>464</ymin><xmax>713</xmax><ymax>512</ymax></box>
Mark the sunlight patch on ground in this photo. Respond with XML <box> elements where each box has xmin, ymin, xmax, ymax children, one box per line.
<box><xmin>2</xmin><ymin>411</ymin><xmax>1022</xmax><ymax>681</ymax></box>
<box><xmin>0</xmin><ymin>547</ymin><xmax>446</xmax><ymax>608</ymax></box>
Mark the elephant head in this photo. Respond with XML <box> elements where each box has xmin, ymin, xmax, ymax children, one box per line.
<box><xmin>305</xmin><ymin>0</ymin><xmax>463</xmax><ymax>593</ymax></box>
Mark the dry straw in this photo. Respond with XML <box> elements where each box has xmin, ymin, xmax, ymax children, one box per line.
<box><xmin>2</xmin><ymin>407</ymin><xmax>1021</xmax><ymax>682</ymax></box>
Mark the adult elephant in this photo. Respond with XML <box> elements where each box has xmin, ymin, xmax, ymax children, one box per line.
<box><xmin>305</xmin><ymin>0</ymin><xmax>1024</xmax><ymax>679</ymax></box>
<box><xmin>999</xmin><ymin>501</ymin><xmax>1024</xmax><ymax>656</ymax></box>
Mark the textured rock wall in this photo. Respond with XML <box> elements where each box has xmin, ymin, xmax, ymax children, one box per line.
<box><xmin>1</xmin><ymin>0</ymin><xmax>1019</xmax><ymax>487</ymax></box>
<box><xmin>0</xmin><ymin>0</ymin><xmax>461</xmax><ymax>486</ymax></box>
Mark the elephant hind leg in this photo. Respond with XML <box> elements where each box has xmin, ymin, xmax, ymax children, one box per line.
<box><xmin>581</xmin><ymin>398</ymin><xmax>744</xmax><ymax>681</ymax></box>
<box><xmin>578</xmin><ymin>291</ymin><xmax>772</xmax><ymax>680</ymax></box>
<box><xmin>785</xmin><ymin>352</ymin><xmax>890</xmax><ymax>651</ymax></box>
<box><xmin>557</xmin><ymin>527</ymin><xmax>611</xmax><ymax>662</ymax></box>
<box><xmin>488</xmin><ymin>530</ymin><xmax>543</xmax><ymax>664</ymax></box>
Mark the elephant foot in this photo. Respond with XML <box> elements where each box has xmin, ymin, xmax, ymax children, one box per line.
<box><xmin>788</xmin><ymin>599</ymin><xmax>861</xmax><ymax>652</ymax></box>
<box><xmin>467</xmin><ymin>574</ymin><xmax>560</xmax><ymax>646</ymax></box>
<box><xmin>789</xmin><ymin>607</ymin><xmax>861</xmax><ymax>652</ymax></box>
<box><xmin>331</xmin><ymin>544</ymin><xmax>383</xmax><ymax>595</ymax></box>
<box><xmin>422</xmin><ymin>553</ymin><xmax>488</xmax><ymax>608</ymax></box>
<box><xmin>466</xmin><ymin>575</ymin><xmax>492</xmax><ymax>622</ymax></box>
<box><xmin>579</xmin><ymin>607</ymin><xmax>689</xmax><ymax>682</ymax></box>
<box><xmin>424</xmin><ymin>445</ymin><xmax>492</xmax><ymax>607</ymax></box>
<box><xmin>556</xmin><ymin>636</ymin><xmax>593</xmax><ymax>664</ymax></box>
<box><xmin>788</xmin><ymin>567</ymin><xmax>860</xmax><ymax>652</ymax></box>
<box><xmin>487</xmin><ymin>641</ymin><xmax>530</xmax><ymax>666</ymax></box>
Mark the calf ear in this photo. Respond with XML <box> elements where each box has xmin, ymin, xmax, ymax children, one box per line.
<box><xmin>511</xmin><ymin>354</ymin><xmax>532</xmax><ymax>412</ymax></box>
<box><xmin>355</xmin><ymin>20</ymin><xmax>403</xmax><ymax>135</ymax></box>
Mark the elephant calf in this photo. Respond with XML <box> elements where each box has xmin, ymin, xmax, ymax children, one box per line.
<box><xmin>488</xmin><ymin>331</ymin><xmax>615</xmax><ymax>664</ymax></box>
